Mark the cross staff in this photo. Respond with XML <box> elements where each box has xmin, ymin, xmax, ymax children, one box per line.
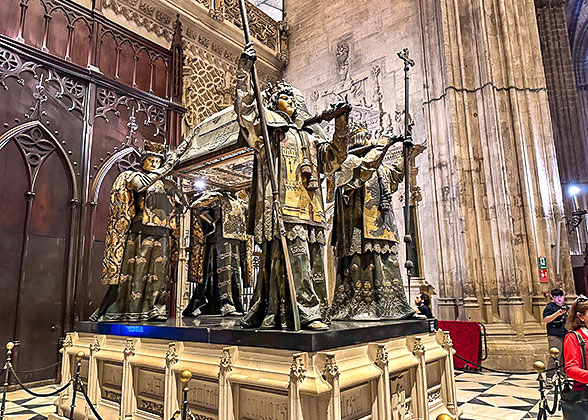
<box><xmin>397</xmin><ymin>48</ymin><xmax>415</xmax><ymax>301</ymax></box>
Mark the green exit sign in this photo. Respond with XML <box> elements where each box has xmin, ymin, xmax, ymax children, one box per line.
<box><xmin>538</xmin><ymin>257</ymin><xmax>547</xmax><ymax>269</ymax></box>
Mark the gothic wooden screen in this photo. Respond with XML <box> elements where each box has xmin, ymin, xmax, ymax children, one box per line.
<box><xmin>0</xmin><ymin>0</ymin><xmax>184</xmax><ymax>383</ymax></box>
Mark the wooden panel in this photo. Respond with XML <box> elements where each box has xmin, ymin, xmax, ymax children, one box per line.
<box><xmin>16</xmin><ymin>151</ymin><xmax>71</xmax><ymax>382</ymax></box>
<box><xmin>0</xmin><ymin>0</ymin><xmax>22</xmax><ymax>39</ymax></box>
<box><xmin>47</xmin><ymin>8</ymin><xmax>69</xmax><ymax>59</ymax></box>
<box><xmin>99</xmin><ymin>31</ymin><xmax>118</xmax><ymax>80</ymax></box>
<box><xmin>136</xmin><ymin>49</ymin><xmax>151</xmax><ymax>91</ymax></box>
<box><xmin>71</xmin><ymin>19</ymin><xmax>91</xmax><ymax>68</ymax></box>
<box><xmin>117</xmin><ymin>41</ymin><xmax>135</xmax><ymax>86</ymax></box>
<box><xmin>22</xmin><ymin>0</ymin><xmax>46</xmax><ymax>50</ymax></box>
<box><xmin>153</xmin><ymin>57</ymin><xmax>167</xmax><ymax>99</ymax></box>
<box><xmin>0</xmin><ymin>140</ymin><xmax>27</xmax><ymax>356</ymax></box>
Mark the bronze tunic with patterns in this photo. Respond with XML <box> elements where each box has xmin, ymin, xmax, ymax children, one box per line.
<box><xmin>234</xmin><ymin>62</ymin><xmax>348</xmax><ymax>329</ymax></box>
<box><xmin>91</xmin><ymin>171</ymin><xmax>183</xmax><ymax>322</ymax></box>
<box><xmin>329</xmin><ymin>139</ymin><xmax>415</xmax><ymax>320</ymax></box>
<box><xmin>183</xmin><ymin>191</ymin><xmax>253</xmax><ymax>317</ymax></box>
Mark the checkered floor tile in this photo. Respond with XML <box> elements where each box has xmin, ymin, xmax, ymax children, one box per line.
<box><xmin>456</xmin><ymin>371</ymin><xmax>564</xmax><ymax>420</ymax></box>
<box><xmin>2</xmin><ymin>385</ymin><xmax>59</xmax><ymax>420</ymax></box>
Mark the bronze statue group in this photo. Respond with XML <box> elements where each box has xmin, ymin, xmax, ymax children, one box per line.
<box><xmin>91</xmin><ymin>44</ymin><xmax>418</xmax><ymax>331</ymax></box>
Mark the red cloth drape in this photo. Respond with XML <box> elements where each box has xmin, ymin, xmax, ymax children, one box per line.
<box><xmin>438</xmin><ymin>320</ymin><xmax>482</xmax><ymax>369</ymax></box>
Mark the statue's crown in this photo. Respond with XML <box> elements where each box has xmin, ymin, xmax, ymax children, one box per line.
<box><xmin>266</xmin><ymin>80</ymin><xmax>294</xmax><ymax>98</ymax></box>
<box><xmin>349</xmin><ymin>121</ymin><xmax>369</xmax><ymax>137</ymax></box>
<box><xmin>143</xmin><ymin>140</ymin><xmax>166</xmax><ymax>158</ymax></box>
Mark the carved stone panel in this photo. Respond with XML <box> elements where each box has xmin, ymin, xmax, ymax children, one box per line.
<box><xmin>340</xmin><ymin>382</ymin><xmax>373</xmax><ymax>420</ymax></box>
<box><xmin>135</xmin><ymin>367</ymin><xmax>166</xmax><ymax>416</ymax></box>
<box><xmin>100</xmin><ymin>361</ymin><xmax>123</xmax><ymax>404</ymax></box>
<box><xmin>183</xmin><ymin>376</ymin><xmax>219</xmax><ymax>419</ymax></box>
<box><xmin>238</xmin><ymin>387</ymin><xmax>288</xmax><ymax>420</ymax></box>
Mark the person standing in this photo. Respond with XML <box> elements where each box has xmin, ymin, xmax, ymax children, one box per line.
<box><xmin>561</xmin><ymin>295</ymin><xmax>588</xmax><ymax>419</ymax></box>
<box><xmin>542</xmin><ymin>288</ymin><xmax>568</xmax><ymax>383</ymax></box>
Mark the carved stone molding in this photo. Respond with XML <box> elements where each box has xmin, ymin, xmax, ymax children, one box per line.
<box><xmin>123</xmin><ymin>339</ymin><xmax>136</xmax><ymax>357</ymax></box>
<box><xmin>102</xmin><ymin>0</ymin><xmax>173</xmax><ymax>41</ymax></box>
<box><xmin>62</xmin><ymin>334</ymin><xmax>74</xmax><ymax>350</ymax></box>
<box><xmin>165</xmin><ymin>343</ymin><xmax>179</xmax><ymax>366</ymax></box>
<box><xmin>441</xmin><ymin>331</ymin><xmax>453</xmax><ymax>350</ymax></box>
<box><xmin>90</xmin><ymin>337</ymin><xmax>102</xmax><ymax>354</ymax></box>
<box><xmin>374</xmin><ymin>344</ymin><xmax>389</xmax><ymax>369</ymax></box>
<box><xmin>218</xmin><ymin>348</ymin><xmax>232</xmax><ymax>377</ymax></box>
<box><xmin>322</xmin><ymin>353</ymin><xmax>339</xmax><ymax>383</ymax></box>
<box><xmin>411</xmin><ymin>337</ymin><xmax>425</xmax><ymax>357</ymax></box>
<box><xmin>289</xmin><ymin>354</ymin><xmax>306</xmax><ymax>385</ymax></box>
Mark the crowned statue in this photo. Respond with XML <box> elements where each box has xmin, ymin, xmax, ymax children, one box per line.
<box><xmin>90</xmin><ymin>139</ymin><xmax>191</xmax><ymax>322</ymax></box>
<box><xmin>328</xmin><ymin>121</ymin><xmax>415</xmax><ymax>320</ymax></box>
<box><xmin>235</xmin><ymin>44</ymin><xmax>351</xmax><ymax>330</ymax></box>
<box><xmin>182</xmin><ymin>189</ymin><xmax>253</xmax><ymax>317</ymax></box>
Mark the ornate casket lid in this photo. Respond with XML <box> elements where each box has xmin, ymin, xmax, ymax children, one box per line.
<box><xmin>174</xmin><ymin>106</ymin><xmax>253</xmax><ymax>191</ymax></box>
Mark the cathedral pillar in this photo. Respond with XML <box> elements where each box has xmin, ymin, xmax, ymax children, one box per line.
<box><xmin>535</xmin><ymin>0</ymin><xmax>588</xmax><ymax>255</ymax></box>
<box><xmin>418</xmin><ymin>0</ymin><xmax>574</xmax><ymax>369</ymax></box>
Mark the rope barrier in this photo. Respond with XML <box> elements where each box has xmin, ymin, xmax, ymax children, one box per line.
<box><xmin>14</xmin><ymin>360</ymin><xmax>61</xmax><ymax>374</ymax></box>
<box><xmin>454</xmin><ymin>353</ymin><xmax>560</xmax><ymax>375</ymax></box>
<box><xmin>8</xmin><ymin>366</ymin><xmax>71</xmax><ymax>397</ymax></box>
<box><xmin>76</xmin><ymin>379</ymin><xmax>104</xmax><ymax>420</ymax></box>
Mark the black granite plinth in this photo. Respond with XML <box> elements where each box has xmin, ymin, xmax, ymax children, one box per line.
<box><xmin>75</xmin><ymin>317</ymin><xmax>437</xmax><ymax>352</ymax></box>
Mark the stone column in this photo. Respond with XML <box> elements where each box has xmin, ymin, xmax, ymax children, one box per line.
<box><xmin>418</xmin><ymin>0</ymin><xmax>574</xmax><ymax>368</ymax></box>
<box><xmin>88</xmin><ymin>336</ymin><xmax>104</xmax><ymax>402</ymax></box>
<box><xmin>218</xmin><ymin>347</ymin><xmax>234</xmax><ymax>420</ymax></box>
<box><xmin>535</xmin><ymin>0</ymin><xmax>588</xmax><ymax>254</ymax></box>
<box><xmin>121</xmin><ymin>338</ymin><xmax>138</xmax><ymax>420</ymax></box>
<box><xmin>408</xmin><ymin>337</ymin><xmax>428</xmax><ymax>420</ymax></box>
<box><xmin>321</xmin><ymin>353</ymin><xmax>341</xmax><ymax>420</ymax></box>
<box><xmin>164</xmin><ymin>342</ymin><xmax>181</xmax><ymax>420</ymax></box>
<box><xmin>370</xmin><ymin>344</ymin><xmax>391</xmax><ymax>420</ymax></box>
<box><xmin>437</xmin><ymin>331</ymin><xmax>458</xmax><ymax>416</ymax></box>
<box><xmin>57</xmin><ymin>333</ymin><xmax>75</xmax><ymax>417</ymax></box>
<box><xmin>288</xmin><ymin>354</ymin><xmax>306</xmax><ymax>420</ymax></box>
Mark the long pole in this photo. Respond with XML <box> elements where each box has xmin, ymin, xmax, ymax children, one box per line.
<box><xmin>397</xmin><ymin>48</ymin><xmax>415</xmax><ymax>301</ymax></box>
<box><xmin>237</xmin><ymin>0</ymin><xmax>301</xmax><ymax>331</ymax></box>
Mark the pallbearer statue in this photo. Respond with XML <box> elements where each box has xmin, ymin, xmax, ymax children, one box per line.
<box><xmin>182</xmin><ymin>189</ymin><xmax>253</xmax><ymax>317</ymax></box>
<box><xmin>91</xmin><ymin>140</ymin><xmax>190</xmax><ymax>322</ymax></box>
<box><xmin>329</xmin><ymin>122</ymin><xmax>415</xmax><ymax>320</ymax></box>
<box><xmin>235</xmin><ymin>44</ymin><xmax>351</xmax><ymax>330</ymax></box>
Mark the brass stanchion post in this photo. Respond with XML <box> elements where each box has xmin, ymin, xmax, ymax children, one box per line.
<box><xmin>0</xmin><ymin>342</ymin><xmax>14</xmax><ymax>420</ymax></box>
<box><xmin>534</xmin><ymin>360</ymin><xmax>547</xmax><ymax>420</ymax></box>
<box><xmin>180</xmin><ymin>370</ymin><xmax>192</xmax><ymax>420</ymax></box>
<box><xmin>69</xmin><ymin>352</ymin><xmax>84</xmax><ymax>420</ymax></box>
<box><xmin>549</xmin><ymin>347</ymin><xmax>562</xmax><ymax>412</ymax></box>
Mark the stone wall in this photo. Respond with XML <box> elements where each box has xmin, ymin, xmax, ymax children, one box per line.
<box><xmin>284</xmin><ymin>0</ymin><xmax>575</xmax><ymax>370</ymax></box>
<box><xmin>283</xmin><ymin>0</ymin><xmax>438</xmax><ymax>306</ymax></box>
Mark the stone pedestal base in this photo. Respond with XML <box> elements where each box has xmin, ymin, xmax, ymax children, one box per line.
<box><xmin>49</xmin><ymin>319</ymin><xmax>460</xmax><ymax>420</ymax></box>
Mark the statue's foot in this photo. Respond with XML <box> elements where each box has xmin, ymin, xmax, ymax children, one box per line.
<box><xmin>220</xmin><ymin>304</ymin><xmax>237</xmax><ymax>316</ymax></box>
<box><xmin>182</xmin><ymin>308</ymin><xmax>202</xmax><ymax>318</ymax></box>
<box><xmin>305</xmin><ymin>320</ymin><xmax>329</xmax><ymax>331</ymax></box>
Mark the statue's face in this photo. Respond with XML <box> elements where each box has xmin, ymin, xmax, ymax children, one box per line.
<box><xmin>277</xmin><ymin>93</ymin><xmax>295</xmax><ymax>117</ymax></box>
<box><xmin>143</xmin><ymin>155</ymin><xmax>162</xmax><ymax>172</ymax></box>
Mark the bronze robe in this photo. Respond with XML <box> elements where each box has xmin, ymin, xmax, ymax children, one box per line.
<box><xmin>235</xmin><ymin>64</ymin><xmax>347</xmax><ymax>329</ymax></box>
<box><xmin>330</xmin><ymin>141</ymin><xmax>414</xmax><ymax>320</ymax></box>
<box><xmin>183</xmin><ymin>192</ymin><xmax>253</xmax><ymax>317</ymax></box>
<box><xmin>91</xmin><ymin>171</ymin><xmax>183</xmax><ymax>322</ymax></box>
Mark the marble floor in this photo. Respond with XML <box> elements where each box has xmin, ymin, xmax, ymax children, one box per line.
<box><xmin>0</xmin><ymin>372</ymin><xmax>565</xmax><ymax>420</ymax></box>
<box><xmin>456</xmin><ymin>371</ymin><xmax>563</xmax><ymax>420</ymax></box>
